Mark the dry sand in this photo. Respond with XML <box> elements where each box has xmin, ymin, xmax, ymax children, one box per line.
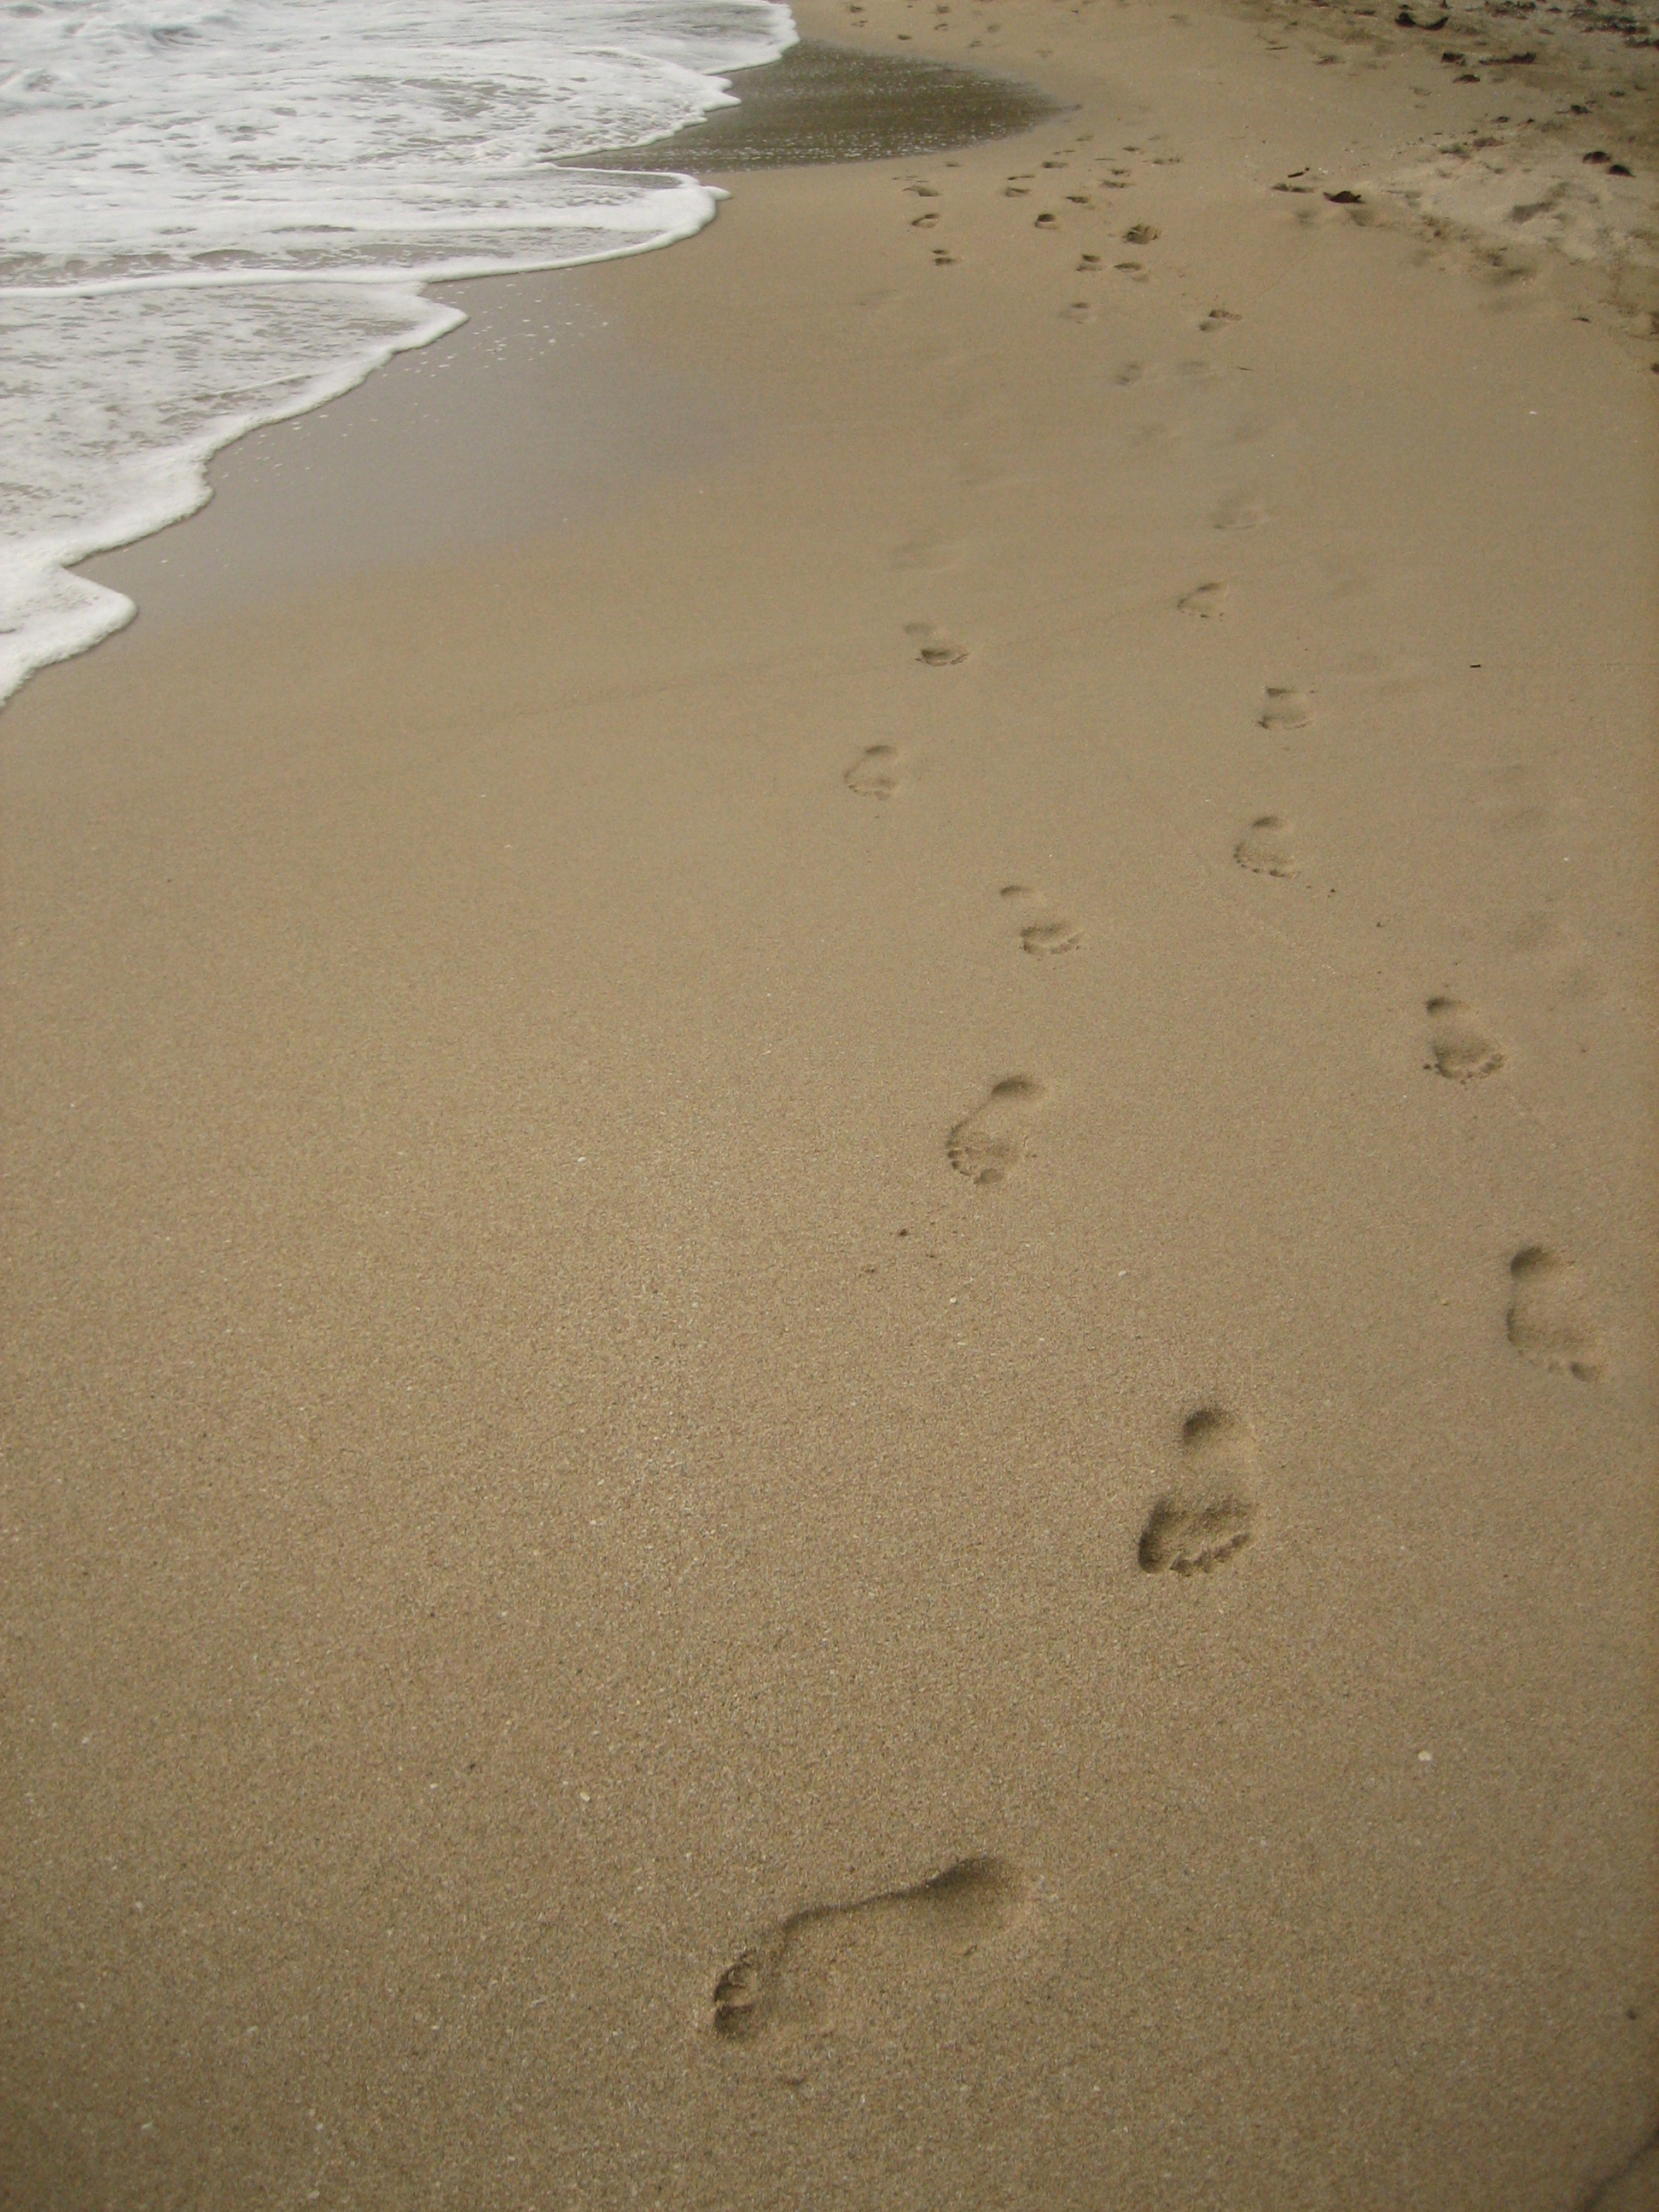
<box><xmin>3</xmin><ymin>0</ymin><xmax>1657</xmax><ymax>2204</ymax></box>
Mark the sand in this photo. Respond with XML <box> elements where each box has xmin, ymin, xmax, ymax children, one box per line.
<box><xmin>3</xmin><ymin>0</ymin><xmax>1656</xmax><ymax>2204</ymax></box>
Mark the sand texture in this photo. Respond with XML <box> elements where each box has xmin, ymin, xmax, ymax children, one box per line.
<box><xmin>3</xmin><ymin>0</ymin><xmax>1656</xmax><ymax>2204</ymax></box>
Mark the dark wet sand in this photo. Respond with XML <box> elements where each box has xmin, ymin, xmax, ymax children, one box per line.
<box><xmin>573</xmin><ymin>36</ymin><xmax>1060</xmax><ymax>171</ymax></box>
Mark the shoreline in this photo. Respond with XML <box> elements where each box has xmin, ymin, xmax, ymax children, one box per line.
<box><xmin>3</xmin><ymin>1</ymin><xmax>1656</xmax><ymax>2205</ymax></box>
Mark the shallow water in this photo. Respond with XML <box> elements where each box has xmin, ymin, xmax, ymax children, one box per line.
<box><xmin>0</xmin><ymin>0</ymin><xmax>796</xmax><ymax>703</ymax></box>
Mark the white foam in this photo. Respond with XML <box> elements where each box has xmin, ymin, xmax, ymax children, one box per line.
<box><xmin>0</xmin><ymin>0</ymin><xmax>797</xmax><ymax>703</ymax></box>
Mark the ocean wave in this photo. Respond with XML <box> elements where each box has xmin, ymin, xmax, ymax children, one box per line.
<box><xmin>0</xmin><ymin>0</ymin><xmax>796</xmax><ymax>703</ymax></box>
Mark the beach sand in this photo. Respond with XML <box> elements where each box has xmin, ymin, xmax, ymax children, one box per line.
<box><xmin>3</xmin><ymin>0</ymin><xmax>1656</xmax><ymax>2204</ymax></box>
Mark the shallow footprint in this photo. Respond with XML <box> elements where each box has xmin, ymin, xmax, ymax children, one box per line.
<box><xmin>946</xmin><ymin>1075</ymin><xmax>1047</xmax><ymax>1186</ymax></box>
<box><xmin>905</xmin><ymin>619</ymin><xmax>969</xmax><ymax>667</ymax></box>
<box><xmin>1506</xmin><ymin>1246</ymin><xmax>1604</xmax><ymax>1381</ymax></box>
<box><xmin>891</xmin><ymin>529</ymin><xmax>973</xmax><ymax>573</ymax></box>
<box><xmin>1259</xmin><ymin>685</ymin><xmax>1313</xmax><ymax>730</ymax></box>
<box><xmin>1178</xmin><ymin>580</ymin><xmax>1229</xmax><ymax>619</ymax></box>
<box><xmin>712</xmin><ymin>1854</ymin><xmax>1027</xmax><ymax>2046</ymax></box>
<box><xmin>1234</xmin><ymin>814</ymin><xmax>1296</xmax><ymax>876</ymax></box>
<box><xmin>1138</xmin><ymin>1407</ymin><xmax>1259</xmax><ymax>1575</ymax></box>
<box><xmin>1425</xmin><ymin>995</ymin><xmax>1504</xmax><ymax>1080</ymax></box>
<box><xmin>846</xmin><ymin>742</ymin><xmax>902</xmax><ymax>798</ymax></box>
<box><xmin>1000</xmin><ymin>882</ymin><xmax>1081</xmax><ymax>955</ymax></box>
<box><xmin>1213</xmin><ymin>489</ymin><xmax>1269</xmax><ymax>532</ymax></box>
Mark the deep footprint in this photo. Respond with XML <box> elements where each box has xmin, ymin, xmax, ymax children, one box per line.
<box><xmin>1425</xmin><ymin>995</ymin><xmax>1504</xmax><ymax>1080</ymax></box>
<box><xmin>1138</xmin><ymin>1407</ymin><xmax>1259</xmax><ymax>1575</ymax></box>
<box><xmin>946</xmin><ymin>1075</ymin><xmax>1047</xmax><ymax>1186</ymax></box>
<box><xmin>712</xmin><ymin>1854</ymin><xmax>1027</xmax><ymax>2046</ymax></box>
<box><xmin>1259</xmin><ymin>686</ymin><xmax>1313</xmax><ymax>730</ymax></box>
<box><xmin>845</xmin><ymin>743</ymin><xmax>902</xmax><ymax>798</ymax></box>
<box><xmin>1506</xmin><ymin>1246</ymin><xmax>1604</xmax><ymax>1381</ymax></box>
<box><xmin>1234</xmin><ymin>815</ymin><xmax>1296</xmax><ymax>876</ymax></box>
<box><xmin>1178</xmin><ymin>580</ymin><xmax>1229</xmax><ymax>618</ymax></box>
<box><xmin>1000</xmin><ymin>882</ymin><xmax>1081</xmax><ymax>955</ymax></box>
<box><xmin>905</xmin><ymin>618</ymin><xmax>969</xmax><ymax>667</ymax></box>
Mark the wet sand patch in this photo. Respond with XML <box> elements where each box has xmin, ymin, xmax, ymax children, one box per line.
<box><xmin>571</xmin><ymin>39</ymin><xmax>1060</xmax><ymax>174</ymax></box>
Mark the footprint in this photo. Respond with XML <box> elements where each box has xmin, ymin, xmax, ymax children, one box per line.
<box><xmin>946</xmin><ymin>1075</ymin><xmax>1047</xmax><ymax>1187</ymax></box>
<box><xmin>712</xmin><ymin>1855</ymin><xmax>1027</xmax><ymax>2046</ymax></box>
<box><xmin>845</xmin><ymin>743</ymin><xmax>902</xmax><ymax>799</ymax></box>
<box><xmin>1505</xmin><ymin>1246</ymin><xmax>1604</xmax><ymax>1381</ymax></box>
<box><xmin>1259</xmin><ymin>686</ymin><xmax>1313</xmax><ymax>730</ymax></box>
<box><xmin>1000</xmin><ymin>883</ymin><xmax>1081</xmax><ymax>955</ymax></box>
<box><xmin>1199</xmin><ymin>306</ymin><xmax>1242</xmax><ymax>331</ymax></box>
<box><xmin>912</xmin><ymin>211</ymin><xmax>941</xmax><ymax>229</ymax></box>
<box><xmin>1234</xmin><ymin>814</ymin><xmax>1296</xmax><ymax>876</ymax></box>
<box><xmin>905</xmin><ymin>620</ymin><xmax>969</xmax><ymax>667</ymax></box>
<box><xmin>1213</xmin><ymin>489</ymin><xmax>1269</xmax><ymax>531</ymax></box>
<box><xmin>1178</xmin><ymin>580</ymin><xmax>1229</xmax><ymax>618</ymax></box>
<box><xmin>1123</xmin><ymin>221</ymin><xmax>1161</xmax><ymax>243</ymax></box>
<box><xmin>1138</xmin><ymin>1408</ymin><xmax>1259</xmax><ymax>1575</ymax></box>
<box><xmin>891</xmin><ymin>532</ymin><xmax>972</xmax><ymax>575</ymax></box>
<box><xmin>1425</xmin><ymin>995</ymin><xmax>1504</xmax><ymax>1080</ymax></box>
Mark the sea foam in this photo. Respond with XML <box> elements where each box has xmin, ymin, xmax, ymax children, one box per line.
<box><xmin>0</xmin><ymin>0</ymin><xmax>796</xmax><ymax>703</ymax></box>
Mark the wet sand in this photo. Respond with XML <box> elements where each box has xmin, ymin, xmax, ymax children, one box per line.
<box><xmin>3</xmin><ymin>0</ymin><xmax>1656</xmax><ymax>2205</ymax></box>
